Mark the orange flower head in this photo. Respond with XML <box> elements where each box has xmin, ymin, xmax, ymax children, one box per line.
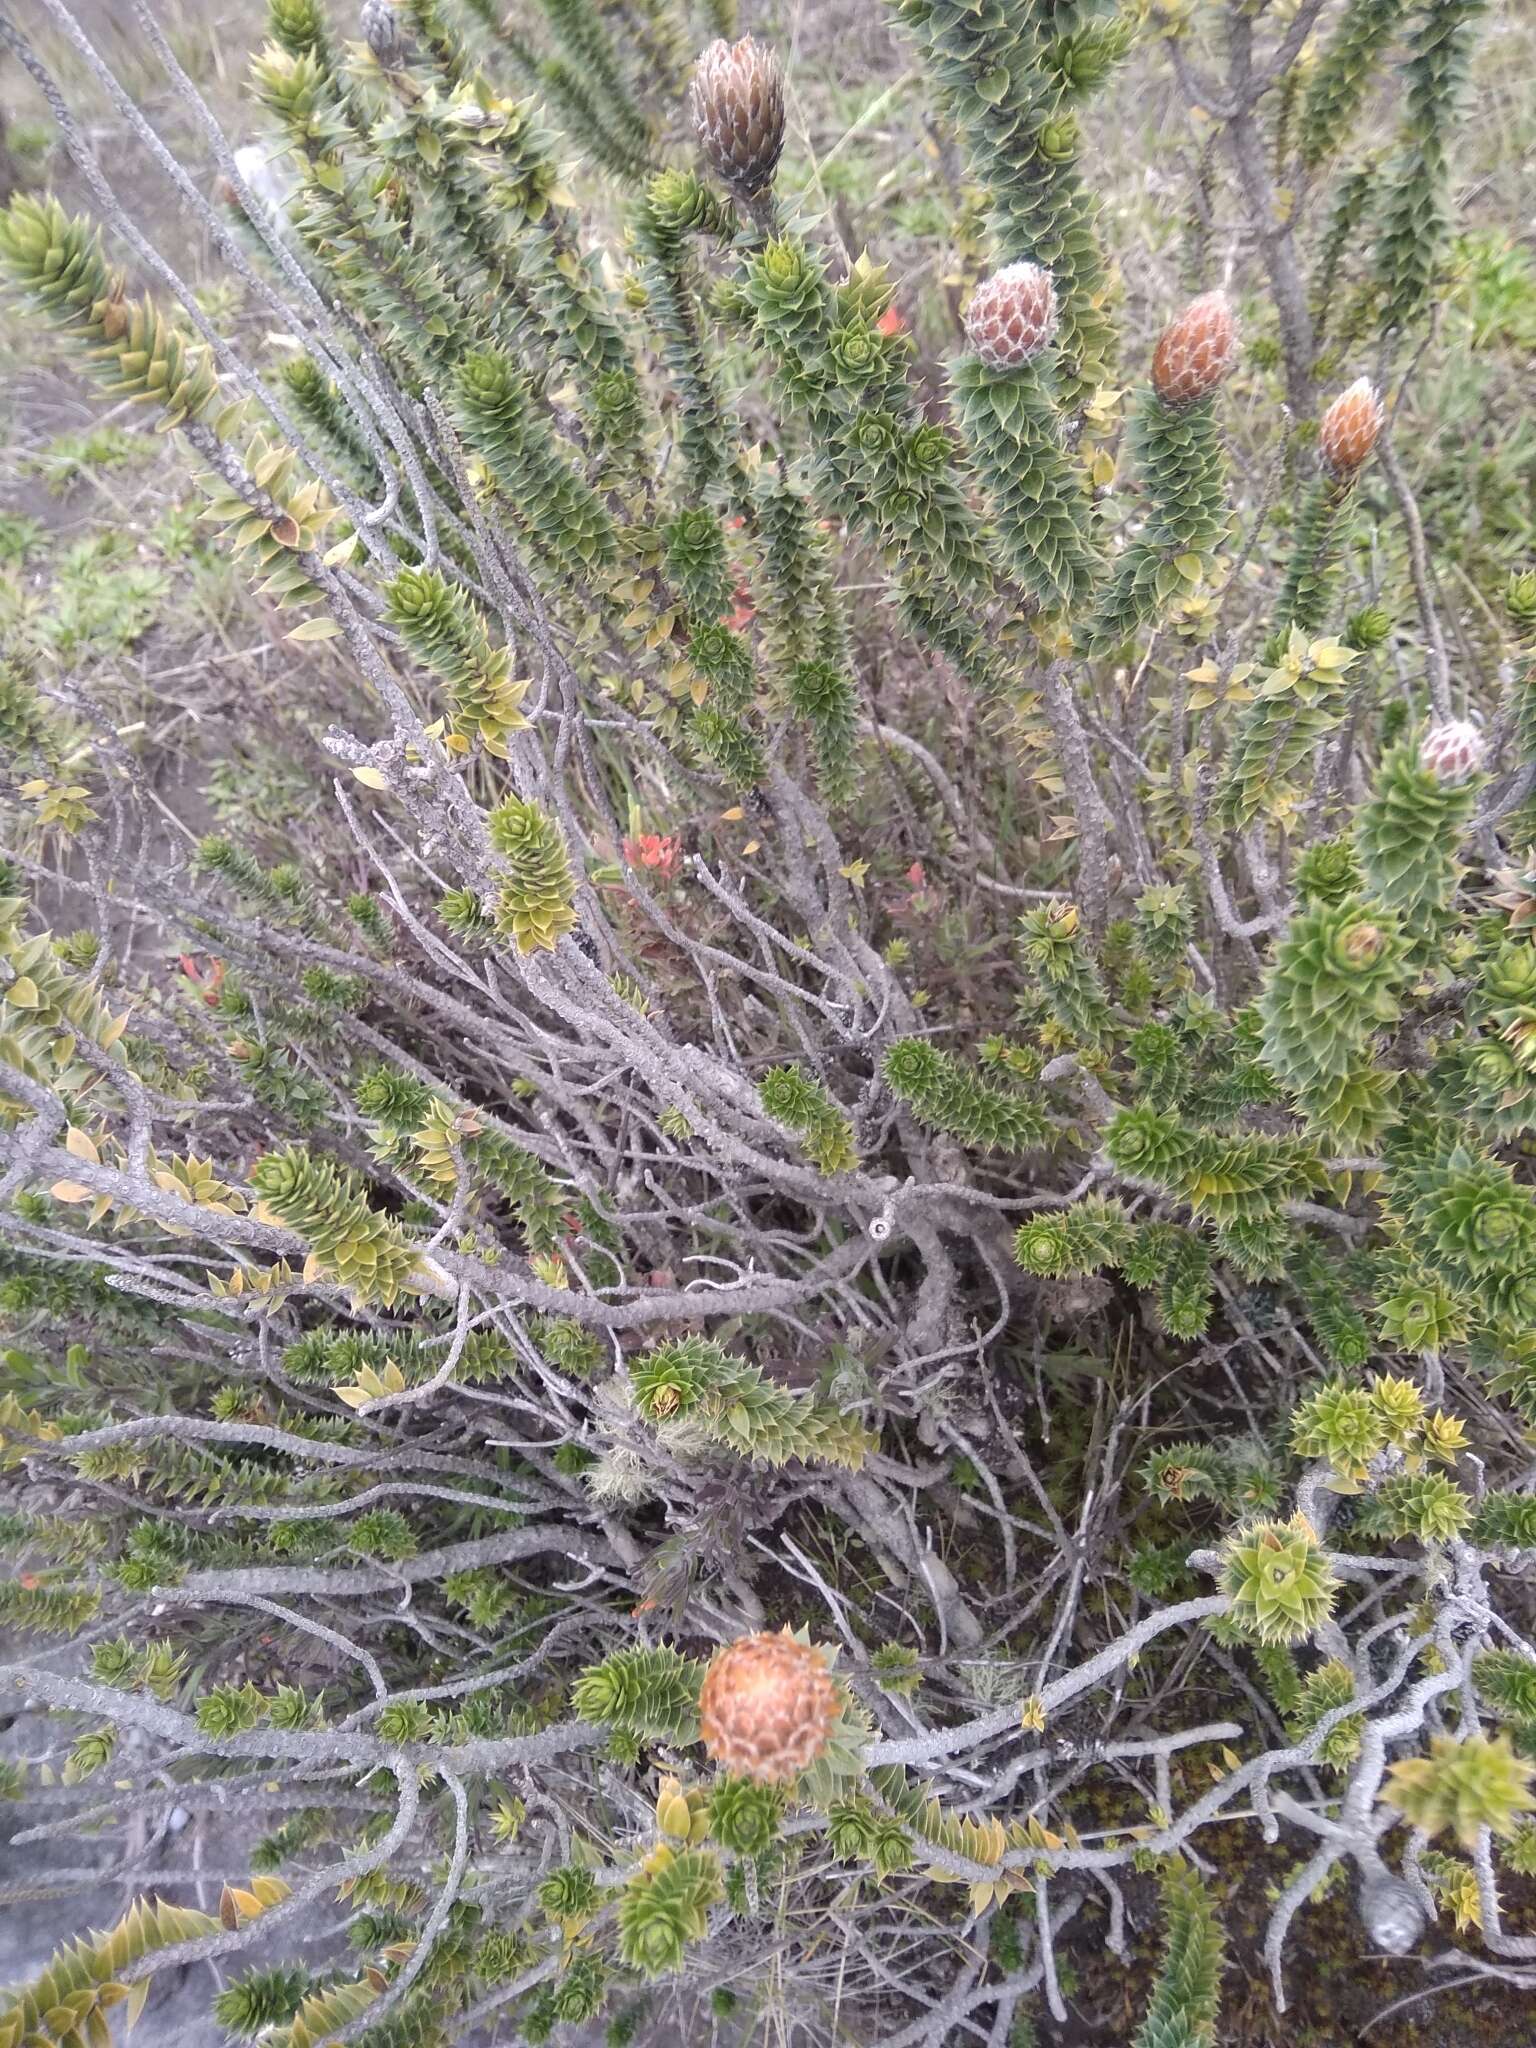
<box><xmin>1151</xmin><ymin>291</ymin><xmax>1238</xmax><ymax>407</ymax></box>
<box><xmin>699</xmin><ymin>1630</ymin><xmax>838</xmax><ymax>1784</ymax></box>
<box><xmin>1318</xmin><ymin>377</ymin><xmax>1383</xmax><ymax>481</ymax></box>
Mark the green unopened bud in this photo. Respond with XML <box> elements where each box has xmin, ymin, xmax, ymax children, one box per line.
<box><xmin>906</xmin><ymin>423</ymin><xmax>950</xmax><ymax>476</ymax></box>
<box><xmin>1293</xmin><ymin>837</ymin><xmax>1361</xmax><ymax>904</ymax></box>
<box><xmin>876</xmin><ymin>487</ymin><xmax>919</xmax><ymax>529</ymax></box>
<box><xmin>270</xmin><ymin>0</ymin><xmax>330</xmax><ymax>60</ymax></box>
<box><xmin>1469</xmin><ymin>1042</ymin><xmax>1518</xmax><ymax>1088</ymax></box>
<box><xmin>1344</xmin><ymin>604</ymin><xmax>1392</xmax><ymax>651</ymax></box>
<box><xmin>1507</xmin><ymin>568</ymin><xmax>1536</xmax><ymax>629</ymax></box>
<box><xmin>1485</xmin><ymin>946</ymin><xmax>1536</xmax><ymax>1002</ymax></box>
<box><xmin>1221</xmin><ymin>1514</ymin><xmax>1336</xmax><ymax>1645</ymax></box>
<box><xmin>646</xmin><ymin>168</ymin><xmax>710</xmax><ymax>236</ymax></box>
<box><xmin>1474</xmin><ymin>1200</ymin><xmax>1523</xmax><ymax>1255</ymax></box>
<box><xmin>760</xmin><ymin>239</ymin><xmax>805</xmax><ymax>289</ymax></box>
<box><xmin>827</xmin><ymin>324</ymin><xmax>877</xmax><ymax>380</ymax></box>
<box><xmin>852</xmin><ymin>411</ymin><xmax>898</xmax><ymax>460</ymax></box>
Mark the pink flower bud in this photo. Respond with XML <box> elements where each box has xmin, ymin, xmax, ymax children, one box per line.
<box><xmin>1420</xmin><ymin>720</ymin><xmax>1485</xmax><ymax>786</ymax></box>
<box><xmin>963</xmin><ymin>262</ymin><xmax>1058</xmax><ymax>371</ymax></box>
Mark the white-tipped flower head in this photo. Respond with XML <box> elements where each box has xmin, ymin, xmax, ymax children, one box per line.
<box><xmin>963</xmin><ymin>262</ymin><xmax>1059</xmax><ymax>371</ymax></box>
<box><xmin>1420</xmin><ymin>719</ymin><xmax>1485</xmax><ymax>786</ymax></box>
<box><xmin>1319</xmin><ymin>377</ymin><xmax>1384</xmax><ymax>481</ymax></box>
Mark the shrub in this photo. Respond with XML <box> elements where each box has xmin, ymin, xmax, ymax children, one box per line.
<box><xmin>0</xmin><ymin>0</ymin><xmax>1531</xmax><ymax>2037</ymax></box>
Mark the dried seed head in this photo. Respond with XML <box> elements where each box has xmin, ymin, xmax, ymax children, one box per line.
<box><xmin>1150</xmin><ymin>291</ymin><xmax>1238</xmax><ymax>408</ymax></box>
<box><xmin>1358</xmin><ymin>1874</ymin><xmax>1427</xmax><ymax>1955</ymax></box>
<box><xmin>1493</xmin><ymin>855</ymin><xmax>1536</xmax><ymax>931</ymax></box>
<box><xmin>1420</xmin><ymin>719</ymin><xmax>1485</xmax><ymax>786</ymax></box>
<box><xmin>690</xmin><ymin>37</ymin><xmax>786</xmax><ymax>198</ymax></box>
<box><xmin>1319</xmin><ymin>377</ymin><xmax>1383</xmax><ymax>481</ymax></box>
<box><xmin>1339</xmin><ymin>921</ymin><xmax>1385</xmax><ymax>969</ymax></box>
<box><xmin>963</xmin><ymin>262</ymin><xmax>1059</xmax><ymax>371</ymax></box>
<box><xmin>698</xmin><ymin>1630</ymin><xmax>838</xmax><ymax>1784</ymax></box>
<box><xmin>360</xmin><ymin>0</ymin><xmax>406</xmax><ymax>67</ymax></box>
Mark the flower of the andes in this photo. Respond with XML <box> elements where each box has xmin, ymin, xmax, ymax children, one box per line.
<box><xmin>1150</xmin><ymin>291</ymin><xmax>1238</xmax><ymax>407</ymax></box>
<box><xmin>964</xmin><ymin>262</ymin><xmax>1059</xmax><ymax>371</ymax></box>
<box><xmin>698</xmin><ymin>1630</ymin><xmax>838</xmax><ymax>1784</ymax></box>
<box><xmin>691</xmin><ymin>37</ymin><xmax>786</xmax><ymax>198</ymax></box>
<box><xmin>1420</xmin><ymin>719</ymin><xmax>1485</xmax><ymax>785</ymax></box>
<box><xmin>1319</xmin><ymin>377</ymin><xmax>1384</xmax><ymax>482</ymax></box>
<box><xmin>361</xmin><ymin>0</ymin><xmax>406</xmax><ymax>67</ymax></box>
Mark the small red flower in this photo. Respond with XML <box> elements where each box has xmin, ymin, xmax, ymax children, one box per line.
<box><xmin>623</xmin><ymin>833</ymin><xmax>684</xmax><ymax>879</ymax></box>
<box><xmin>179</xmin><ymin>953</ymin><xmax>226</xmax><ymax>1005</ymax></box>
<box><xmin>877</xmin><ymin>305</ymin><xmax>906</xmax><ymax>337</ymax></box>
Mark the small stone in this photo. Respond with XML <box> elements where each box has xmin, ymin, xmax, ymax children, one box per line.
<box><xmin>1358</xmin><ymin>1872</ymin><xmax>1426</xmax><ymax>1954</ymax></box>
